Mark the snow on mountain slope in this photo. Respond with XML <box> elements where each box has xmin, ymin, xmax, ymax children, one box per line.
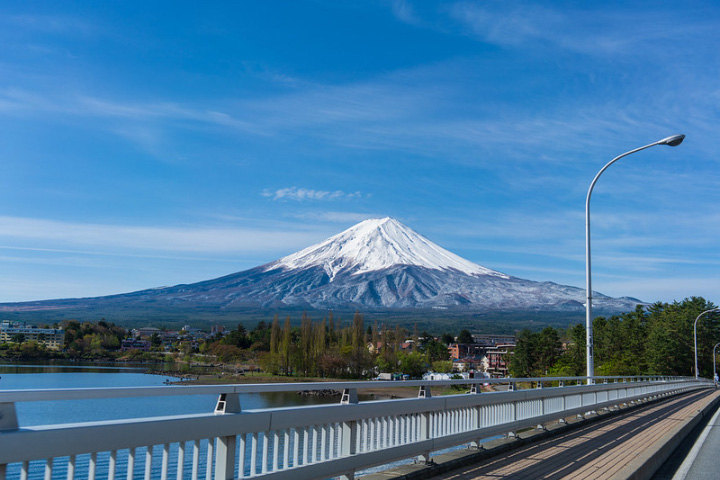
<box><xmin>0</xmin><ymin>217</ymin><xmax>642</xmax><ymax>315</ymax></box>
<box><xmin>268</xmin><ymin>217</ymin><xmax>508</xmax><ymax>281</ymax></box>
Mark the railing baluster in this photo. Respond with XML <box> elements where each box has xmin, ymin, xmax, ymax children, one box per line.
<box><xmin>176</xmin><ymin>442</ymin><xmax>185</xmax><ymax>480</ymax></box>
<box><xmin>44</xmin><ymin>458</ymin><xmax>53</xmax><ymax>480</ymax></box>
<box><xmin>272</xmin><ymin>430</ymin><xmax>280</xmax><ymax>471</ymax></box>
<box><xmin>89</xmin><ymin>452</ymin><xmax>97</xmax><ymax>480</ymax></box>
<box><xmin>20</xmin><ymin>461</ymin><xmax>28</xmax><ymax>480</ymax></box>
<box><xmin>293</xmin><ymin>428</ymin><xmax>300</xmax><ymax>467</ymax></box>
<box><xmin>205</xmin><ymin>439</ymin><xmax>214</xmax><ymax>480</ymax></box>
<box><xmin>144</xmin><ymin>447</ymin><xmax>153</xmax><ymax>480</ymax></box>
<box><xmin>237</xmin><ymin>434</ymin><xmax>246</xmax><ymax>478</ymax></box>
<box><xmin>261</xmin><ymin>432</ymin><xmax>268</xmax><ymax>474</ymax></box>
<box><xmin>109</xmin><ymin>450</ymin><xmax>117</xmax><ymax>480</ymax></box>
<box><xmin>250</xmin><ymin>432</ymin><xmax>258</xmax><ymax>474</ymax></box>
<box><xmin>302</xmin><ymin>427</ymin><xmax>309</xmax><ymax>464</ymax></box>
<box><xmin>191</xmin><ymin>441</ymin><xmax>200</xmax><ymax>480</ymax></box>
<box><xmin>320</xmin><ymin>424</ymin><xmax>327</xmax><ymax>461</ymax></box>
<box><xmin>284</xmin><ymin>430</ymin><xmax>291</xmax><ymax>468</ymax></box>
<box><xmin>314</xmin><ymin>425</ymin><xmax>320</xmax><ymax>462</ymax></box>
<box><xmin>68</xmin><ymin>455</ymin><xmax>76</xmax><ymax>480</ymax></box>
<box><xmin>161</xmin><ymin>443</ymin><xmax>170</xmax><ymax>480</ymax></box>
<box><xmin>125</xmin><ymin>450</ymin><xmax>132</xmax><ymax>480</ymax></box>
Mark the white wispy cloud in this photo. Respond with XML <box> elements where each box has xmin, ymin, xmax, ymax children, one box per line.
<box><xmin>391</xmin><ymin>0</ymin><xmax>423</xmax><ymax>26</ymax></box>
<box><xmin>0</xmin><ymin>216</ymin><xmax>324</xmax><ymax>255</ymax></box>
<box><xmin>0</xmin><ymin>55</ymin><xmax>705</xmax><ymax>170</ymax></box>
<box><xmin>446</xmin><ymin>2</ymin><xmax>713</xmax><ymax>58</ymax></box>
<box><xmin>261</xmin><ymin>187</ymin><xmax>365</xmax><ymax>202</ymax></box>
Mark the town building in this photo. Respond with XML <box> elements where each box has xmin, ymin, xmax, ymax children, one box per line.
<box><xmin>120</xmin><ymin>338</ymin><xmax>151</xmax><ymax>351</ymax></box>
<box><xmin>0</xmin><ymin>321</ymin><xmax>65</xmax><ymax>350</ymax></box>
<box><xmin>448</xmin><ymin>334</ymin><xmax>516</xmax><ymax>361</ymax></box>
<box><xmin>484</xmin><ymin>343</ymin><xmax>515</xmax><ymax>377</ymax></box>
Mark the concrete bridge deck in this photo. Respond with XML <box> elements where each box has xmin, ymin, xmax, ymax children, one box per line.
<box><xmin>364</xmin><ymin>388</ymin><xmax>720</xmax><ymax>480</ymax></box>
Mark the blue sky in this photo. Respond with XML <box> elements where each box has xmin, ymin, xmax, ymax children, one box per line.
<box><xmin>1</xmin><ymin>1</ymin><xmax>719</xmax><ymax>305</ymax></box>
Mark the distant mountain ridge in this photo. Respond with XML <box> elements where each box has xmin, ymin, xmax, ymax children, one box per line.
<box><xmin>0</xmin><ymin>217</ymin><xmax>642</xmax><ymax>315</ymax></box>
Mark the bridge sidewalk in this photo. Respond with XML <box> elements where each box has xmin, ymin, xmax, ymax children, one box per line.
<box><xmin>363</xmin><ymin>388</ymin><xmax>720</xmax><ymax>480</ymax></box>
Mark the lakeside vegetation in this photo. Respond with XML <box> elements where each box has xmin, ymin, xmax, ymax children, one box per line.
<box><xmin>0</xmin><ymin>313</ymin><xmax>454</xmax><ymax>380</ymax></box>
<box><xmin>509</xmin><ymin>297</ymin><xmax>719</xmax><ymax>379</ymax></box>
<box><xmin>2</xmin><ymin>297</ymin><xmax>718</xmax><ymax>379</ymax></box>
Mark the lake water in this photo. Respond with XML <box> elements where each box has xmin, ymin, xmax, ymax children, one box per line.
<box><xmin>0</xmin><ymin>363</ymin><xmax>335</xmax><ymax>427</ymax></box>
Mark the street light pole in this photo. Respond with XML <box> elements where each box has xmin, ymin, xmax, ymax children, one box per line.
<box><xmin>713</xmin><ymin>342</ymin><xmax>720</xmax><ymax>383</ymax></box>
<box><xmin>585</xmin><ymin>134</ymin><xmax>685</xmax><ymax>384</ymax></box>
<box><xmin>694</xmin><ymin>308</ymin><xmax>720</xmax><ymax>379</ymax></box>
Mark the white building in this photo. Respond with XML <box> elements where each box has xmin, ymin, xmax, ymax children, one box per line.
<box><xmin>0</xmin><ymin>322</ymin><xmax>65</xmax><ymax>350</ymax></box>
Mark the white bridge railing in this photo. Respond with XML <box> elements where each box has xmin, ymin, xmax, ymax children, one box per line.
<box><xmin>0</xmin><ymin>376</ymin><xmax>711</xmax><ymax>480</ymax></box>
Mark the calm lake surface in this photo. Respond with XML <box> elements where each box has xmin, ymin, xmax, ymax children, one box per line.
<box><xmin>0</xmin><ymin>363</ymin><xmax>336</xmax><ymax>427</ymax></box>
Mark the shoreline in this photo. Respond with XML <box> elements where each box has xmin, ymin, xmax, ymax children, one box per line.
<box><xmin>169</xmin><ymin>372</ymin><xmax>492</xmax><ymax>398</ymax></box>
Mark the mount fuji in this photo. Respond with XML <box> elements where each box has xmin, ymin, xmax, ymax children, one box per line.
<box><xmin>1</xmin><ymin>217</ymin><xmax>642</xmax><ymax>316</ymax></box>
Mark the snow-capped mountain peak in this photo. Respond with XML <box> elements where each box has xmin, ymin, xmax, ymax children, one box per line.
<box><xmin>267</xmin><ymin>217</ymin><xmax>508</xmax><ymax>281</ymax></box>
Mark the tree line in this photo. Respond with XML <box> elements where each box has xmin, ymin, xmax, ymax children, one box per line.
<box><xmin>508</xmin><ymin>297</ymin><xmax>720</xmax><ymax>378</ymax></box>
<box><xmin>209</xmin><ymin>312</ymin><xmax>452</xmax><ymax>378</ymax></box>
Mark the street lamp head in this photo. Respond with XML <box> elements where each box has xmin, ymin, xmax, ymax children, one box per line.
<box><xmin>657</xmin><ymin>134</ymin><xmax>685</xmax><ymax>147</ymax></box>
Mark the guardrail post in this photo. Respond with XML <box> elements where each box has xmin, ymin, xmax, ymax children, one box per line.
<box><xmin>341</xmin><ymin>417</ymin><xmax>357</xmax><ymax>454</ymax></box>
<box><xmin>470</xmin><ymin>384</ymin><xmax>480</xmax><ymax>394</ymax></box>
<box><xmin>340</xmin><ymin>390</ymin><xmax>358</xmax><ymax>460</ymax></box>
<box><xmin>215</xmin><ymin>435</ymin><xmax>236</xmax><ymax>480</ymax></box>
<box><xmin>417</xmin><ymin>409</ymin><xmax>432</xmax><ymax>463</ymax></box>
<box><xmin>215</xmin><ymin>393</ymin><xmax>241</xmax><ymax>414</ymax></box>
<box><xmin>0</xmin><ymin>403</ymin><xmax>18</xmax><ymax>431</ymax></box>
<box><xmin>418</xmin><ymin>386</ymin><xmax>431</xmax><ymax>398</ymax></box>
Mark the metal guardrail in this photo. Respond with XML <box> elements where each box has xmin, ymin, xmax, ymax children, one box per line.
<box><xmin>0</xmin><ymin>376</ymin><xmax>712</xmax><ymax>480</ymax></box>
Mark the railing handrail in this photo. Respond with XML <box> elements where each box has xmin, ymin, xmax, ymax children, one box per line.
<box><xmin>0</xmin><ymin>375</ymin><xmax>692</xmax><ymax>403</ymax></box>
